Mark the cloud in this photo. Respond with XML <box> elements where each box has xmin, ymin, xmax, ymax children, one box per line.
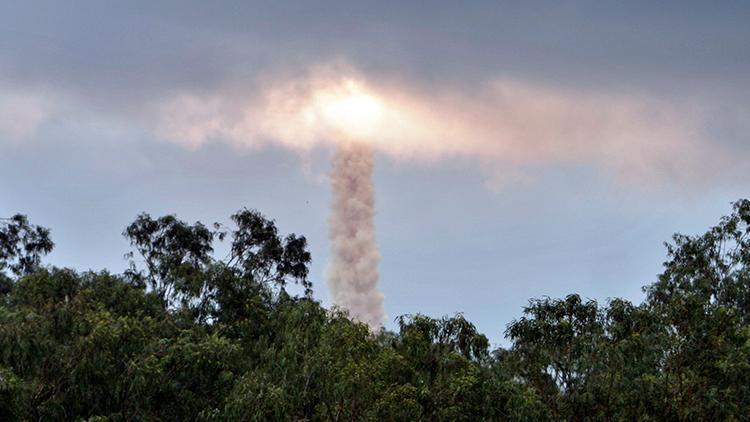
<box><xmin>0</xmin><ymin>86</ymin><xmax>52</xmax><ymax>141</ymax></box>
<box><xmin>153</xmin><ymin>64</ymin><xmax>724</xmax><ymax>188</ymax></box>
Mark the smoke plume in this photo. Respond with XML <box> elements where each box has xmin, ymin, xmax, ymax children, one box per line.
<box><xmin>327</xmin><ymin>142</ymin><xmax>384</xmax><ymax>329</ymax></box>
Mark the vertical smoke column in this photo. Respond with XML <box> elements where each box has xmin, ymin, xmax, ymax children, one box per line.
<box><xmin>327</xmin><ymin>142</ymin><xmax>384</xmax><ymax>330</ymax></box>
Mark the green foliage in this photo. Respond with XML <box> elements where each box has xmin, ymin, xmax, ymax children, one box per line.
<box><xmin>123</xmin><ymin>209</ymin><xmax>312</xmax><ymax>311</ymax></box>
<box><xmin>641</xmin><ymin>198</ymin><xmax>750</xmax><ymax>419</ymax></box>
<box><xmin>228</xmin><ymin>209</ymin><xmax>312</xmax><ymax>295</ymax></box>
<box><xmin>0</xmin><ymin>214</ymin><xmax>53</xmax><ymax>277</ymax></box>
<box><xmin>506</xmin><ymin>294</ymin><xmax>604</xmax><ymax>418</ymax></box>
<box><xmin>1</xmin><ymin>201</ymin><xmax>749</xmax><ymax>420</ymax></box>
<box><xmin>124</xmin><ymin>213</ymin><xmax>217</xmax><ymax>303</ymax></box>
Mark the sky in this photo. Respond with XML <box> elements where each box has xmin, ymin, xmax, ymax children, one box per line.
<box><xmin>1</xmin><ymin>1</ymin><xmax>749</xmax><ymax>346</ymax></box>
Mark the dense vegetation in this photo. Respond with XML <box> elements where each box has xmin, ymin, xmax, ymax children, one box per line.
<box><xmin>1</xmin><ymin>200</ymin><xmax>749</xmax><ymax>421</ymax></box>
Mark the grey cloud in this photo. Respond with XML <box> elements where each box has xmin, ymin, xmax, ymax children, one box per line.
<box><xmin>1</xmin><ymin>0</ymin><xmax>749</xmax><ymax>105</ymax></box>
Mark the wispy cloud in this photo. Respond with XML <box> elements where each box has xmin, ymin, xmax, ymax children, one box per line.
<box><xmin>153</xmin><ymin>64</ymin><xmax>726</xmax><ymax>188</ymax></box>
<box><xmin>0</xmin><ymin>85</ymin><xmax>53</xmax><ymax>141</ymax></box>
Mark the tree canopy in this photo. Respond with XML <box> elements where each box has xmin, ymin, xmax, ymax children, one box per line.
<box><xmin>1</xmin><ymin>200</ymin><xmax>749</xmax><ymax>420</ymax></box>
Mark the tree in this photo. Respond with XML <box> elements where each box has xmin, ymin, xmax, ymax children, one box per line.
<box><xmin>227</xmin><ymin>209</ymin><xmax>311</xmax><ymax>296</ymax></box>
<box><xmin>123</xmin><ymin>209</ymin><xmax>312</xmax><ymax>312</ymax></box>
<box><xmin>0</xmin><ymin>215</ymin><xmax>53</xmax><ymax>278</ymax></box>
<box><xmin>647</xmin><ymin>199</ymin><xmax>750</xmax><ymax>320</ymax></box>
<box><xmin>123</xmin><ymin>213</ymin><xmax>217</xmax><ymax>304</ymax></box>
<box><xmin>2</xmin><ymin>200</ymin><xmax>750</xmax><ymax>420</ymax></box>
<box><xmin>598</xmin><ymin>298</ymin><xmax>664</xmax><ymax>419</ymax></box>
<box><xmin>505</xmin><ymin>294</ymin><xmax>605</xmax><ymax>419</ymax></box>
<box><xmin>393</xmin><ymin>314</ymin><xmax>504</xmax><ymax>420</ymax></box>
<box><xmin>643</xmin><ymin>198</ymin><xmax>750</xmax><ymax>419</ymax></box>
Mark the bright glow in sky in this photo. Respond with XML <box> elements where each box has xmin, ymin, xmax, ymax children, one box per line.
<box><xmin>310</xmin><ymin>80</ymin><xmax>384</xmax><ymax>140</ymax></box>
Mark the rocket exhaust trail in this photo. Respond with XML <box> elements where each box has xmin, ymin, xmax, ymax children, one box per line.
<box><xmin>327</xmin><ymin>142</ymin><xmax>384</xmax><ymax>330</ymax></box>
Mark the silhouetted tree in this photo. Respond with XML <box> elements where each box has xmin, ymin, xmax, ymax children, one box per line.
<box><xmin>228</xmin><ymin>209</ymin><xmax>312</xmax><ymax>295</ymax></box>
<box><xmin>2</xmin><ymin>201</ymin><xmax>750</xmax><ymax>420</ymax></box>
<box><xmin>124</xmin><ymin>213</ymin><xmax>217</xmax><ymax>304</ymax></box>
<box><xmin>0</xmin><ymin>214</ymin><xmax>53</xmax><ymax>278</ymax></box>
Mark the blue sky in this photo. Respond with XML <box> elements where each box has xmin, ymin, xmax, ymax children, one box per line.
<box><xmin>1</xmin><ymin>1</ymin><xmax>748</xmax><ymax>345</ymax></box>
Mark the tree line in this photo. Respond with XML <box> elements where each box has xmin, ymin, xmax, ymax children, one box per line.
<box><xmin>1</xmin><ymin>200</ymin><xmax>749</xmax><ymax>420</ymax></box>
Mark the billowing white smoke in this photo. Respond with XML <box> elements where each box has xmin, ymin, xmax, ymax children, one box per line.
<box><xmin>327</xmin><ymin>142</ymin><xmax>384</xmax><ymax>329</ymax></box>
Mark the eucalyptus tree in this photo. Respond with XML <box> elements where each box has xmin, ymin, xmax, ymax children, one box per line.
<box><xmin>0</xmin><ymin>214</ymin><xmax>53</xmax><ymax>278</ymax></box>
